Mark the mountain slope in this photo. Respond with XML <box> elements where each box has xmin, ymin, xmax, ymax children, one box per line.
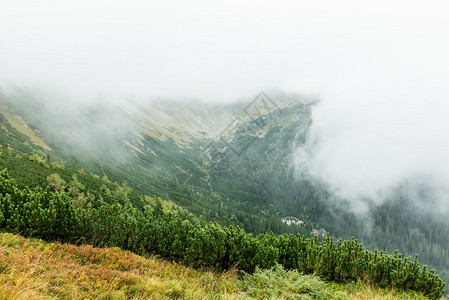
<box><xmin>0</xmin><ymin>157</ymin><xmax>444</xmax><ymax>298</ymax></box>
<box><xmin>0</xmin><ymin>232</ymin><xmax>431</xmax><ymax>299</ymax></box>
<box><xmin>1</xmin><ymin>89</ymin><xmax>449</xmax><ymax>294</ymax></box>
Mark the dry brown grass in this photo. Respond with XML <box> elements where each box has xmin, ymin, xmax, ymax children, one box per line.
<box><xmin>336</xmin><ymin>280</ymin><xmax>429</xmax><ymax>300</ymax></box>
<box><xmin>0</xmin><ymin>232</ymin><xmax>240</xmax><ymax>299</ymax></box>
<box><xmin>0</xmin><ymin>232</ymin><xmax>434</xmax><ymax>299</ymax></box>
<box><xmin>0</xmin><ymin>106</ymin><xmax>51</xmax><ymax>151</ymax></box>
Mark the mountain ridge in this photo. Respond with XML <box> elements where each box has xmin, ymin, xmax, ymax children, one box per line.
<box><xmin>1</xmin><ymin>90</ymin><xmax>449</xmax><ymax>296</ymax></box>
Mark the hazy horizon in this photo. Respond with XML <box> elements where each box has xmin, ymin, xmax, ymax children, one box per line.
<box><xmin>2</xmin><ymin>0</ymin><xmax>449</xmax><ymax>211</ymax></box>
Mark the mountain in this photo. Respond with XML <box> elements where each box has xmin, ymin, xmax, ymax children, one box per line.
<box><xmin>1</xmin><ymin>89</ymin><xmax>449</xmax><ymax>294</ymax></box>
<box><xmin>0</xmin><ymin>90</ymin><xmax>316</xmax><ymax>234</ymax></box>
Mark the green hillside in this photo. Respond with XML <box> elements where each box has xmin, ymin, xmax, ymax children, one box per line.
<box><xmin>0</xmin><ymin>152</ymin><xmax>446</xmax><ymax>298</ymax></box>
<box><xmin>0</xmin><ymin>90</ymin><xmax>448</xmax><ymax>298</ymax></box>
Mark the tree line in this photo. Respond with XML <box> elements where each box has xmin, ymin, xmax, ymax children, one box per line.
<box><xmin>0</xmin><ymin>169</ymin><xmax>445</xmax><ymax>299</ymax></box>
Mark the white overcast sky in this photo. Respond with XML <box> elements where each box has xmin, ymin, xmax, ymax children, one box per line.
<box><xmin>1</xmin><ymin>0</ymin><xmax>449</xmax><ymax>208</ymax></box>
<box><xmin>0</xmin><ymin>0</ymin><xmax>447</xmax><ymax>100</ymax></box>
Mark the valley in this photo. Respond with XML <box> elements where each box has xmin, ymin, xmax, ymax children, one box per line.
<box><xmin>0</xmin><ymin>90</ymin><xmax>448</xmax><ymax>298</ymax></box>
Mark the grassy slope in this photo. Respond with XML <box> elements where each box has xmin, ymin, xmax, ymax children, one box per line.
<box><xmin>0</xmin><ymin>102</ymin><xmax>444</xmax><ymax>299</ymax></box>
<box><xmin>0</xmin><ymin>232</ymin><xmax>430</xmax><ymax>300</ymax></box>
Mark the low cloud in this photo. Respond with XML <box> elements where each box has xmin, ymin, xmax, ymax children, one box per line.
<box><xmin>294</xmin><ymin>74</ymin><xmax>449</xmax><ymax>213</ymax></box>
<box><xmin>1</xmin><ymin>1</ymin><xmax>449</xmax><ymax>211</ymax></box>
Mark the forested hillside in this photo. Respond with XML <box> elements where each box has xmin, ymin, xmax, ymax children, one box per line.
<box><xmin>1</xmin><ymin>91</ymin><xmax>449</xmax><ymax>297</ymax></box>
<box><xmin>0</xmin><ymin>156</ymin><xmax>445</xmax><ymax>298</ymax></box>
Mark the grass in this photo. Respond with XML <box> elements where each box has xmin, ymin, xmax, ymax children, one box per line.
<box><xmin>242</xmin><ymin>264</ymin><xmax>430</xmax><ymax>300</ymax></box>
<box><xmin>0</xmin><ymin>105</ymin><xmax>51</xmax><ymax>151</ymax></box>
<box><xmin>0</xmin><ymin>232</ymin><xmax>238</xmax><ymax>299</ymax></box>
<box><xmin>242</xmin><ymin>264</ymin><xmax>334</xmax><ymax>299</ymax></box>
<box><xmin>0</xmin><ymin>232</ymin><xmax>433</xmax><ymax>299</ymax></box>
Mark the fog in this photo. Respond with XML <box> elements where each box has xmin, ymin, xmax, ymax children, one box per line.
<box><xmin>2</xmin><ymin>1</ymin><xmax>445</xmax><ymax>101</ymax></box>
<box><xmin>295</xmin><ymin>77</ymin><xmax>449</xmax><ymax>212</ymax></box>
<box><xmin>288</xmin><ymin>1</ymin><xmax>449</xmax><ymax>212</ymax></box>
<box><xmin>2</xmin><ymin>1</ymin><xmax>449</xmax><ymax>211</ymax></box>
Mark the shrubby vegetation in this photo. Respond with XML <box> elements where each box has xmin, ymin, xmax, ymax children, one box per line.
<box><xmin>2</xmin><ymin>92</ymin><xmax>449</xmax><ymax>292</ymax></box>
<box><xmin>241</xmin><ymin>263</ymin><xmax>333</xmax><ymax>299</ymax></box>
<box><xmin>0</xmin><ymin>168</ymin><xmax>445</xmax><ymax>298</ymax></box>
<box><xmin>0</xmin><ymin>232</ymin><xmax>429</xmax><ymax>299</ymax></box>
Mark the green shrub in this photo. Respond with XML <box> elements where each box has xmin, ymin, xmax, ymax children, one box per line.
<box><xmin>0</xmin><ymin>168</ymin><xmax>445</xmax><ymax>299</ymax></box>
<box><xmin>0</xmin><ymin>169</ymin><xmax>77</xmax><ymax>240</ymax></box>
<box><xmin>242</xmin><ymin>263</ymin><xmax>333</xmax><ymax>299</ymax></box>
